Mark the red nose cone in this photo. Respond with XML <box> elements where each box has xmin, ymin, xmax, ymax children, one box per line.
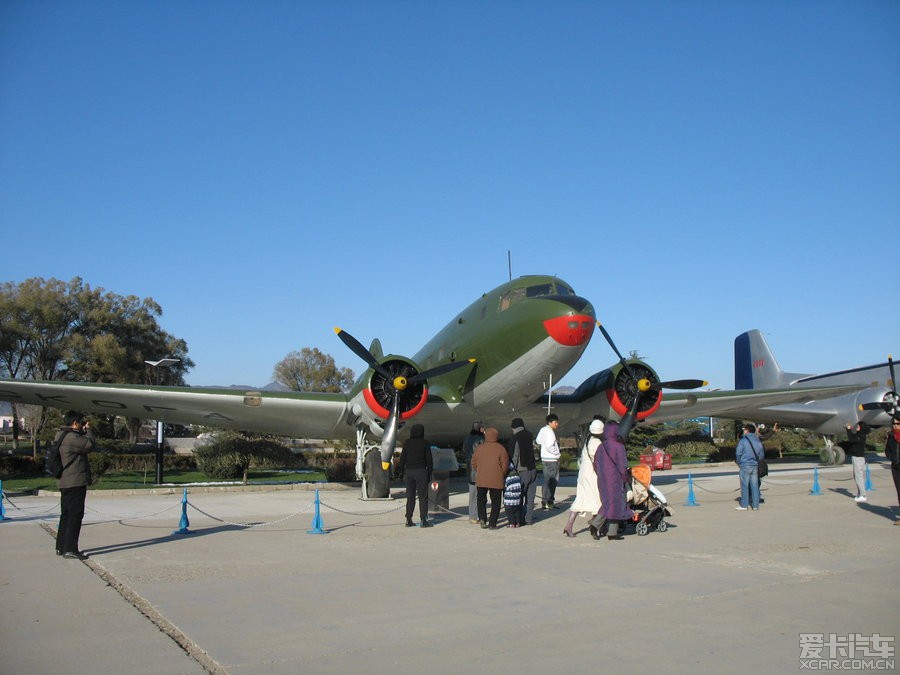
<box><xmin>543</xmin><ymin>314</ymin><xmax>594</xmax><ymax>346</ymax></box>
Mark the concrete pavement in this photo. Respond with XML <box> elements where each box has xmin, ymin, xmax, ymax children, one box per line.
<box><xmin>1</xmin><ymin>460</ymin><xmax>898</xmax><ymax>674</ymax></box>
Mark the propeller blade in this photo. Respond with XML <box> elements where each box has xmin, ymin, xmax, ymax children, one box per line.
<box><xmin>408</xmin><ymin>358</ymin><xmax>476</xmax><ymax>384</ymax></box>
<box><xmin>889</xmin><ymin>355</ymin><xmax>896</xmax><ymax>393</ymax></box>
<box><xmin>618</xmin><ymin>391</ymin><xmax>642</xmax><ymax>441</ymax></box>
<box><xmin>652</xmin><ymin>379</ymin><xmax>709</xmax><ymax>391</ymax></box>
<box><xmin>379</xmin><ymin>394</ymin><xmax>401</xmax><ymax>468</ymax></box>
<box><xmin>596</xmin><ymin>322</ymin><xmax>637</xmax><ymax>380</ymax></box>
<box><xmin>859</xmin><ymin>402</ymin><xmax>891</xmax><ymax>412</ymax></box>
<box><xmin>334</xmin><ymin>328</ymin><xmax>392</xmax><ymax>379</ymax></box>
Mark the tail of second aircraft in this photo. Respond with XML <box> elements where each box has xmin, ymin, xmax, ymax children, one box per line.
<box><xmin>734</xmin><ymin>330</ymin><xmax>808</xmax><ymax>390</ymax></box>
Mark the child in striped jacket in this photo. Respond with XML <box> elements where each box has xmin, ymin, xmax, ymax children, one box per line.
<box><xmin>503</xmin><ymin>466</ymin><xmax>523</xmax><ymax>527</ymax></box>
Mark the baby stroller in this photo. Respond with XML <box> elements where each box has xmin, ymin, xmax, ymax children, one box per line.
<box><xmin>627</xmin><ymin>465</ymin><xmax>671</xmax><ymax>535</ymax></box>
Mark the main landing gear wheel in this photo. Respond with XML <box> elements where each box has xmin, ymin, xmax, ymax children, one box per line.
<box><xmin>832</xmin><ymin>446</ymin><xmax>846</xmax><ymax>466</ymax></box>
<box><xmin>362</xmin><ymin>448</ymin><xmax>389</xmax><ymax>499</ymax></box>
<box><xmin>657</xmin><ymin>520</ymin><xmax>668</xmax><ymax>533</ymax></box>
<box><xmin>636</xmin><ymin>521</ymin><xmax>649</xmax><ymax>536</ymax></box>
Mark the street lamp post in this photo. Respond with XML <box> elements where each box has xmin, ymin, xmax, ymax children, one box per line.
<box><xmin>145</xmin><ymin>358</ymin><xmax>180</xmax><ymax>484</ymax></box>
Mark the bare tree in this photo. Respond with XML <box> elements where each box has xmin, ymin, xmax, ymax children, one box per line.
<box><xmin>273</xmin><ymin>348</ymin><xmax>354</xmax><ymax>393</ymax></box>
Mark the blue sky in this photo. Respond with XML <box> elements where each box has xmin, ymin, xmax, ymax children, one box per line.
<box><xmin>2</xmin><ymin>1</ymin><xmax>898</xmax><ymax>391</ymax></box>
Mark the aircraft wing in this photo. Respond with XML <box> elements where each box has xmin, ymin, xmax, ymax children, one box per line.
<box><xmin>649</xmin><ymin>384</ymin><xmax>863</xmax><ymax>426</ymax></box>
<box><xmin>0</xmin><ymin>380</ymin><xmax>350</xmax><ymax>439</ymax></box>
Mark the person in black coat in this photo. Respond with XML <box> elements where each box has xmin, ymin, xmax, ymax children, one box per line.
<box><xmin>463</xmin><ymin>421</ymin><xmax>484</xmax><ymax>524</ymax></box>
<box><xmin>507</xmin><ymin>418</ymin><xmax>536</xmax><ymax>525</ymax></box>
<box><xmin>845</xmin><ymin>421</ymin><xmax>870</xmax><ymax>502</ymax></box>
<box><xmin>397</xmin><ymin>424</ymin><xmax>434</xmax><ymax>528</ymax></box>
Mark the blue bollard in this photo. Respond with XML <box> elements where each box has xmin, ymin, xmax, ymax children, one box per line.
<box><xmin>865</xmin><ymin>464</ymin><xmax>875</xmax><ymax>492</ymax></box>
<box><xmin>683</xmin><ymin>473</ymin><xmax>699</xmax><ymax>506</ymax></box>
<box><xmin>172</xmin><ymin>488</ymin><xmax>192</xmax><ymax>535</ymax></box>
<box><xmin>307</xmin><ymin>488</ymin><xmax>327</xmax><ymax>534</ymax></box>
<box><xmin>810</xmin><ymin>467</ymin><xmax>823</xmax><ymax>495</ymax></box>
<box><xmin>0</xmin><ymin>480</ymin><xmax>8</xmax><ymax>521</ymax></box>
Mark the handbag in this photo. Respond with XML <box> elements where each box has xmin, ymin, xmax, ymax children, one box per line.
<box><xmin>757</xmin><ymin>452</ymin><xmax>769</xmax><ymax>478</ymax></box>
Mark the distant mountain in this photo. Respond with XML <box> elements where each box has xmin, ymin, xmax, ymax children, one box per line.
<box><xmin>195</xmin><ymin>382</ymin><xmax>290</xmax><ymax>392</ymax></box>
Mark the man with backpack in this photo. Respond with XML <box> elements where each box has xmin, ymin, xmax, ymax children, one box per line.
<box><xmin>54</xmin><ymin>411</ymin><xmax>95</xmax><ymax>559</ymax></box>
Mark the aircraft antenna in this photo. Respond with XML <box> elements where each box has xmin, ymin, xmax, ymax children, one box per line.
<box><xmin>507</xmin><ymin>250</ymin><xmax>512</xmax><ymax>281</ymax></box>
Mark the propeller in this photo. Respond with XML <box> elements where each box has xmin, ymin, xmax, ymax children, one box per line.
<box><xmin>858</xmin><ymin>355</ymin><xmax>899</xmax><ymax>417</ymax></box>
<box><xmin>596</xmin><ymin>321</ymin><xmax>707</xmax><ymax>439</ymax></box>
<box><xmin>652</xmin><ymin>378</ymin><xmax>708</xmax><ymax>391</ymax></box>
<box><xmin>335</xmin><ymin>327</ymin><xmax>475</xmax><ymax>468</ymax></box>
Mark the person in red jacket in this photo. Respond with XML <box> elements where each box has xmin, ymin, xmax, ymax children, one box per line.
<box><xmin>885</xmin><ymin>416</ymin><xmax>900</xmax><ymax>524</ymax></box>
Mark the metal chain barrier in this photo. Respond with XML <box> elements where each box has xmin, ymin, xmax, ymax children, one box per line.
<box><xmin>2</xmin><ymin>493</ymin><xmax>59</xmax><ymax>515</ymax></box>
<box><xmin>187</xmin><ymin>500</ymin><xmax>314</xmax><ymax>528</ymax></box>
<box><xmin>317</xmin><ymin>499</ymin><xmax>406</xmax><ymax>516</ymax></box>
<box><xmin>690</xmin><ymin>481</ymin><xmax>739</xmax><ymax>494</ymax></box>
<box><xmin>84</xmin><ymin>502</ymin><xmax>183</xmax><ymax>524</ymax></box>
<box><xmin>2</xmin><ymin>463</ymin><xmax>856</xmax><ymax>530</ymax></box>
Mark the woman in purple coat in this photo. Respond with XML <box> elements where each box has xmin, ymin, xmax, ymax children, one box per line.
<box><xmin>589</xmin><ymin>421</ymin><xmax>633</xmax><ymax>540</ymax></box>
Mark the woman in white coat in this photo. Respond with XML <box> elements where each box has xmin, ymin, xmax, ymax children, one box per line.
<box><xmin>563</xmin><ymin>418</ymin><xmax>604</xmax><ymax>537</ymax></box>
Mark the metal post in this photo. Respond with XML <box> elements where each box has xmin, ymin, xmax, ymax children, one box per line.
<box><xmin>0</xmin><ymin>480</ymin><xmax>8</xmax><ymax>521</ymax></box>
<box><xmin>155</xmin><ymin>420</ymin><xmax>164</xmax><ymax>484</ymax></box>
<box><xmin>144</xmin><ymin>358</ymin><xmax>179</xmax><ymax>486</ymax></box>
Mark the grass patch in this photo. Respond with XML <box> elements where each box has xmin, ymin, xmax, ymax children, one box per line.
<box><xmin>0</xmin><ymin>468</ymin><xmax>328</xmax><ymax>493</ymax></box>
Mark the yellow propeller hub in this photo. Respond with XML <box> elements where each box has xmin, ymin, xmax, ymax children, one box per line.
<box><xmin>393</xmin><ymin>376</ymin><xmax>408</xmax><ymax>391</ymax></box>
<box><xmin>637</xmin><ymin>378</ymin><xmax>653</xmax><ymax>393</ymax></box>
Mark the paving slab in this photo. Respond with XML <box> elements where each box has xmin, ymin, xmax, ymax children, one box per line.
<box><xmin>1</xmin><ymin>460</ymin><xmax>898</xmax><ymax>674</ymax></box>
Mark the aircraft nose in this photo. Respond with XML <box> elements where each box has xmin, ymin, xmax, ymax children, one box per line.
<box><xmin>543</xmin><ymin>314</ymin><xmax>595</xmax><ymax>346</ymax></box>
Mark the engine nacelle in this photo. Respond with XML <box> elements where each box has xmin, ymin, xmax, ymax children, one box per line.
<box><xmin>346</xmin><ymin>356</ymin><xmax>431</xmax><ymax>438</ymax></box>
<box><xmin>605</xmin><ymin>360</ymin><xmax>663</xmax><ymax>421</ymax></box>
<box><xmin>856</xmin><ymin>386</ymin><xmax>896</xmax><ymax>426</ymax></box>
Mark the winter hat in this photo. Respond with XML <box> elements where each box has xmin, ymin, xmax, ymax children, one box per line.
<box><xmin>589</xmin><ymin>419</ymin><xmax>605</xmax><ymax>435</ymax></box>
<box><xmin>511</xmin><ymin>418</ymin><xmax>525</xmax><ymax>428</ymax></box>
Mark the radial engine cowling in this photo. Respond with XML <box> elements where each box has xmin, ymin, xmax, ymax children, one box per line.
<box><xmin>361</xmin><ymin>357</ymin><xmax>429</xmax><ymax>422</ymax></box>
<box><xmin>606</xmin><ymin>361</ymin><xmax>663</xmax><ymax>421</ymax></box>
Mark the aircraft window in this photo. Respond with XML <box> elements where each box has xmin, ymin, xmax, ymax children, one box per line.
<box><xmin>556</xmin><ymin>283</ymin><xmax>575</xmax><ymax>296</ymax></box>
<box><xmin>568</xmin><ymin>321</ymin><xmax>579</xmax><ymax>329</ymax></box>
<box><xmin>581</xmin><ymin>321</ymin><xmax>592</xmax><ymax>330</ymax></box>
<box><xmin>525</xmin><ymin>284</ymin><xmax>554</xmax><ymax>298</ymax></box>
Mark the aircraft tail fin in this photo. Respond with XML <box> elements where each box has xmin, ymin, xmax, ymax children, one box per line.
<box><xmin>734</xmin><ymin>330</ymin><xmax>789</xmax><ymax>390</ymax></box>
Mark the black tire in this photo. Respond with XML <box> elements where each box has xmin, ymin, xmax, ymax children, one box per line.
<box><xmin>363</xmin><ymin>449</ymin><xmax>390</xmax><ymax>498</ymax></box>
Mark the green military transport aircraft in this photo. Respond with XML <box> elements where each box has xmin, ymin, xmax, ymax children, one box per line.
<box><xmin>0</xmin><ymin>275</ymin><xmax>871</xmax><ymax>495</ymax></box>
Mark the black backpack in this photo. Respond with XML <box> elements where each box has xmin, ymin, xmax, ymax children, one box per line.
<box><xmin>45</xmin><ymin>429</ymin><xmax>75</xmax><ymax>479</ymax></box>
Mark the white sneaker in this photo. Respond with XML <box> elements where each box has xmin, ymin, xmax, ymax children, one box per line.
<box><xmin>735</xmin><ymin>506</ymin><xmax>748</xmax><ymax>511</ymax></box>
<box><xmin>854</xmin><ymin>496</ymin><xmax>867</xmax><ymax>503</ymax></box>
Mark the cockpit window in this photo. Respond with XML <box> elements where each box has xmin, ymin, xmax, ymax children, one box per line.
<box><xmin>499</xmin><ymin>282</ymin><xmax>577</xmax><ymax>311</ymax></box>
<box><xmin>525</xmin><ymin>284</ymin><xmax>554</xmax><ymax>298</ymax></box>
